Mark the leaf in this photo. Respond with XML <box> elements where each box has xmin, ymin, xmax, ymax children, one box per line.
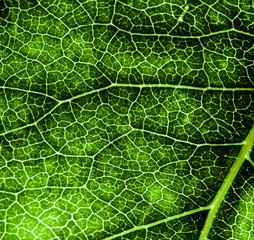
<box><xmin>0</xmin><ymin>0</ymin><xmax>254</xmax><ymax>239</ymax></box>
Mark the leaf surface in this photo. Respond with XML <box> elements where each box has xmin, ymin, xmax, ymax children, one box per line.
<box><xmin>0</xmin><ymin>0</ymin><xmax>254</xmax><ymax>239</ymax></box>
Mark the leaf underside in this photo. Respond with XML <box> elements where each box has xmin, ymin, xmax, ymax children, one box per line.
<box><xmin>0</xmin><ymin>0</ymin><xmax>254</xmax><ymax>239</ymax></box>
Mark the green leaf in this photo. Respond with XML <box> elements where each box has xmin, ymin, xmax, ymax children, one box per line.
<box><xmin>0</xmin><ymin>0</ymin><xmax>254</xmax><ymax>239</ymax></box>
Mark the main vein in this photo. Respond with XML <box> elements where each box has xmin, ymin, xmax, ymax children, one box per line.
<box><xmin>199</xmin><ymin>123</ymin><xmax>254</xmax><ymax>240</ymax></box>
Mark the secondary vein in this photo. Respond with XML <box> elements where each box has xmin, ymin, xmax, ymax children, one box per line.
<box><xmin>102</xmin><ymin>206</ymin><xmax>210</xmax><ymax>240</ymax></box>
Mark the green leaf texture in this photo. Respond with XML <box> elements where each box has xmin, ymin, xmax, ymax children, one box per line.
<box><xmin>0</xmin><ymin>0</ymin><xmax>254</xmax><ymax>239</ymax></box>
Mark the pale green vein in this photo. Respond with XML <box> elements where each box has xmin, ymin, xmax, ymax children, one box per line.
<box><xmin>0</xmin><ymin>102</ymin><xmax>61</xmax><ymax>137</ymax></box>
<box><xmin>0</xmin><ymin>85</ymin><xmax>113</xmax><ymax>137</ymax></box>
<box><xmin>113</xmin><ymin>83</ymin><xmax>254</xmax><ymax>91</ymax></box>
<box><xmin>58</xmin><ymin>85</ymin><xmax>114</xmax><ymax>103</ymax></box>
<box><xmin>112</xmin><ymin>24</ymin><xmax>254</xmax><ymax>38</ymax></box>
<box><xmin>0</xmin><ymin>83</ymin><xmax>252</xmax><ymax>138</ymax></box>
<box><xmin>0</xmin><ymin>86</ymin><xmax>59</xmax><ymax>102</ymax></box>
<box><xmin>132</xmin><ymin>128</ymin><xmax>244</xmax><ymax>147</ymax></box>
<box><xmin>199</xmin><ymin>123</ymin><xmax>254</xmax><ymax>240</ymax></box>
<box><xmin>247</xmin><ymin>157</ymin><xmax>254</xmax><ymax>168</ymax></box>
<box><xmin>102</xmin><ymin>206</ymin><xmax>210</xmax><ymax>240</ymax></box>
